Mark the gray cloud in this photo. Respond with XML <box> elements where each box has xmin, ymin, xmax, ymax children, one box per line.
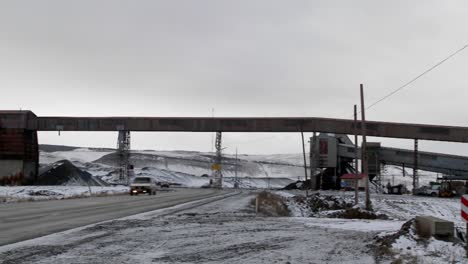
<box><xmin>1</xmin><ymin>0</ymin><xmax>468</xmax><ymax>154</ymax></box>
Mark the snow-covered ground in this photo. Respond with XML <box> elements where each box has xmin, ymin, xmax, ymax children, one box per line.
<box><xmin>0</xmin><ymin>186</ymin><xmax>128</xmax><ymax>203</ymax></box>
<box><xmin>0</xmin><ymin>192</ymin><xmax>379</xmax><ymax>263</ymax></box>
<box><xmin>0</xmin><ymin>190</ymin><xmax>465</xmax><ymax>263</ymax></box>
<box><xmin>279</xmin><ymin>190</ymin><xmax>466</xmax><ymax>263</ymax></box>
<box><xmin>390</xmin><ymin>222</ymin><xmax>466</xmax><ymax>263</ymax></box>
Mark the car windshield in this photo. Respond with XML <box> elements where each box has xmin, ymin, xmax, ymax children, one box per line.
<box><xmin>133</xmin><ymin>178</ymin><xmax>151</xmax><ymax>183</ymax></box>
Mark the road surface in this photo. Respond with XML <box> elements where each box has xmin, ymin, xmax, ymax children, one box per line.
<box><xmin>0</xmin><ymin>188</ymin><xmax>228</xmax><ymax>246</ymax></box>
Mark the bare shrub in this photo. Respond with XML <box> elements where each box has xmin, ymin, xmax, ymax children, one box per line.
<box><xmin>255</xmin><ymin>191</ymin><xmax>289</xmax><ymax>217</ymax></box>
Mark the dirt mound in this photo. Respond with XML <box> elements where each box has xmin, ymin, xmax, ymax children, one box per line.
<box><xmin>254</xmin><ymin>191</ymin><xmax>289</xmax><ymax>217</ymax></box>
<box><xmin>37</xmin><ymin>160</ymin><xmax>107</xmax><ymax>186</ymax></box>
<box><xmin>283</xmin><ymin>180</ymin><xmax>310</xmax><ymax>190</ymax></box>
<box><xmin>328</xmin><ymin>207</ymin><xmax>388</xmax><ymax>220</ymax></box>
<box><xmin>372</xmin><ymin>219</ymin><xmax>415</xmax><ymax>261</ymax></box>
<box><xmin>28</xmin><ymin>190</ymin><xmax>63</xmax><ymax>196</ymax></box>
<box><xmin>286</xmin><ymin>193</ymin><xmax>389</xmax><ymax>219</ymax></box>
<box><xmin>303</xmin><ymin>193</ymin><xmax>353</xmax><ymax>213</ymax></box>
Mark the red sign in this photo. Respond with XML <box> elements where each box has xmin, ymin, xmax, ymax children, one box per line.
<box><xmin>461</xmin><ymin>195</ymin><xmax>468</xmax><ymax>222</ymax></box>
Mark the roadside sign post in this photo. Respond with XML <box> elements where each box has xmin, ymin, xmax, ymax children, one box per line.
<box><xmin>461</xmin><ymin>195</ymin><xmax>468</xmax><ymax>257</ymax></box>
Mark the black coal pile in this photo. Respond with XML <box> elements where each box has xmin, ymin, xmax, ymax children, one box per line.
<box><xmin>328</xmin><ymin>207</ymin><xmax>388</xmax><ymax>220</ymax></box>
<box><xmin>37</xmin><ymin>160</ymin><xmax>107</xmax><ymax>186</ymax></box>
<box><xmin>305</xmin><ymin>193</ymin><xmax>353</xmax><ymax>212</ymax></box>
<box><xmin>283</xmin><ymin>180</ymin><xmax>312</xmax><ymax>190</ymax></box>
<box><xmin>290</xmin><ymin>193</ymin><xmax>389</xmax><ymax>219</ymax></box>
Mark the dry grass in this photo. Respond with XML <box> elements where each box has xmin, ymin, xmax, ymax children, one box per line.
<box><xmin>254</xmin><ymin>191</ymin><xmax>290</xmax><ymax>217</ymax></box>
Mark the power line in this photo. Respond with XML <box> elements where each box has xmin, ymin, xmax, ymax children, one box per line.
<box><xmin>366</xmin><ymin>43</ymin><xmax>468</xmax><ymax>111</ymax></box>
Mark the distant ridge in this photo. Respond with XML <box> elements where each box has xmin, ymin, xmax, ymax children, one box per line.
<box><xmin>39</xmin><ymin>144</ymin><xmax>115</xmax><ymax>153</ymax></box>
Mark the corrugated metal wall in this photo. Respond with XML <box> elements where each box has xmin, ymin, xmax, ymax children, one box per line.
<box><xmin>0</xmin><ymin>129</ymin><xmax>38</xmax><ymax>184</ymax></box>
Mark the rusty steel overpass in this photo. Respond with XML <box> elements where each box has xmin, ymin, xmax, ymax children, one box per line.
<box><xmin>2</xmin><ymin>110</ymin><xmax>468</xmax><ymax>184</ymax></box>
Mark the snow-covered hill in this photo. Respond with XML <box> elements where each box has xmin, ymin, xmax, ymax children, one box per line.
<box><xmin>39</xmin><ymin>146</ymin><xmax>303</xmax><ymax>188</ymax></box>
<box><xmin>380</xmin><ymin>165</ymin><xmax>438</xmax><ymax>190</ymax></box>
<box><xmin>38</xmin><ymin>145</ymin><xmax>438</xmax><ymax>189</ymax></box>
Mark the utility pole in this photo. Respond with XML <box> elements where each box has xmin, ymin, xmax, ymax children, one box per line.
<box><xmin>354</xmin><ymin>104</ymin><xmax>359</xmax><ymax>205</ymax></box>
<box><xmin>234</xmin><ymin>147</ymin><xmax>239</xmax><ymax>189</ymax></box>
<box><xmin>360</xmin><ymin>84</ymin><xmax>371</xmax><ymax>210</ymax></box>
<box><xmin>413</xmin><ymin>139</ymin><xmax>419</xmax><ymax>193</ymax></box>
<box><xmin>310</xmin><ymin>132</ymin><xmax>317</xmax><ymax>191</ymax></box>
<box><xmin>301</xmin><ymin>127</ymin><xmax>309</xmax><ymax>196</ymax></box>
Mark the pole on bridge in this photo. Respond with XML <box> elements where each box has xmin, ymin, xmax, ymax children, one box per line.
<box><xmin>354</xmin><ymin>104</ymin><xmax>359</xmax><ymax>205</ymax></box>
<box><xmin>360</xmin><ymin>84</ymin><xmax>371</xmax><ymax>210</ymax></box>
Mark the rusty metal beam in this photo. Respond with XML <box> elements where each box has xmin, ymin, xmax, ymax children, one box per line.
<box><xmin>2</xmin><ymin>111</ymin><xmax>468</xmax><ymax>143</ymax></box>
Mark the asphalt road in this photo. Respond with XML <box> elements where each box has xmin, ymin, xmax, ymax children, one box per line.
<box><xmin>0</xmin><ymin>188</ymin><xmax>228</xmax><ymax>246</ymax></box>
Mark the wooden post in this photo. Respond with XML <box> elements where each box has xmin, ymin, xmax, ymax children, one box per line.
<box><xmin>87</xmin><ymin>183</ymin><xmax>92</xmax><ymax>197</ymax></box>
<box><xmin>354</xmin><ymin>104</ymin><xmax>359</xmax><ymax>205</ymax></box>
<box><xmin>413</xmin><ymin>139</ymin><xmax>419</xmax><ymax>194</ymax></box>
<box><xmin>360</xmin><ymin>84</ymin><xmax>371</xmax><ymax>210</ymax></box>
<box><xmin>255</xmin><ymin>197</ymin><xmax>259</xmax><ymax>214</ymax></box>
<box><xmin>234</xmin><ymin>148</ymin><xmax>238</xmax><ymax>189</ymax></box>
<box><xmin>301</xmin><ymin>127</ymin><xmax>309</xmax><ymax>196</ymax></box>
<box><xmin>310</xmin><ymin>132</ymin><xmax>317</xmax><ymax>190</ymax></box>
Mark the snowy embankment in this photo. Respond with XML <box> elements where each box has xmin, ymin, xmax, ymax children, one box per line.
<box><xmin>0</xmin><ymin>192</ymin><xmax>379</xmax><ymax>263</ymax></box>
<box><xmin>1</xmin><ymin>189</ymin><xmax>465</xmax><ymax>263</ymax></box>
<box><xmin>0</xmin><ymin>186</ymin><xmax>128</xmax><ymax>203</ymax></box>
<box><xmin>386</xmin><ymin>220</ymin><xmax>466</xmax><ymax>263</ymax></box>
<box><xmin>275</xmin><ymin>190</ymin><xmax>466</xmax><ymax>263</ymax></box>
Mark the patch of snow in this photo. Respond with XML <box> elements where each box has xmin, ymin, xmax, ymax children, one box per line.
<box><xmin>40</xmin><ymin>148</ymin><xmax>113</xmax><ymax>164</ymax></box>
<box><xmin>0</xmin><ymin>186</ymin><xmax>128</xmax><ymax>203</ymax></box>
<box><xmin>0</xmin><ymin>192</ymin><xmax>379</xmax><ymax>264</ymax></box>
<box><xmin>292</xmin><ymin>217</ymin><xmax>405</xmax><ymax>233</ymax></box>
<box><xmin>273</xmin><ymin>191</ymin><xmax>296</xmax><ymax>198</ymax></box>
<box><xmin>391</xmin><ymin>222</ymin><xmax>466</xmax><ymax>263</ymax></box>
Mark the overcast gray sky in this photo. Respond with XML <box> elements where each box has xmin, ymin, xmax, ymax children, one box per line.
<box><xmin>1</xmin><ymin>1</ymin><xmax>468</xmax><ymax>154</ymax></box>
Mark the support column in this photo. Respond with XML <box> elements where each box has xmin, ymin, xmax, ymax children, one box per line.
<box><xmin>116</xmin><ymin>130</ymin><xmax>131</xmax><ymax>185</ymax></box>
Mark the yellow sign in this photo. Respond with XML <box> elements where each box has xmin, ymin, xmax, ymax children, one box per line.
<box><xmin>211</xmin><ymin>164</ymin><xmax>221</xmax><ymax>171</ymax></box>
